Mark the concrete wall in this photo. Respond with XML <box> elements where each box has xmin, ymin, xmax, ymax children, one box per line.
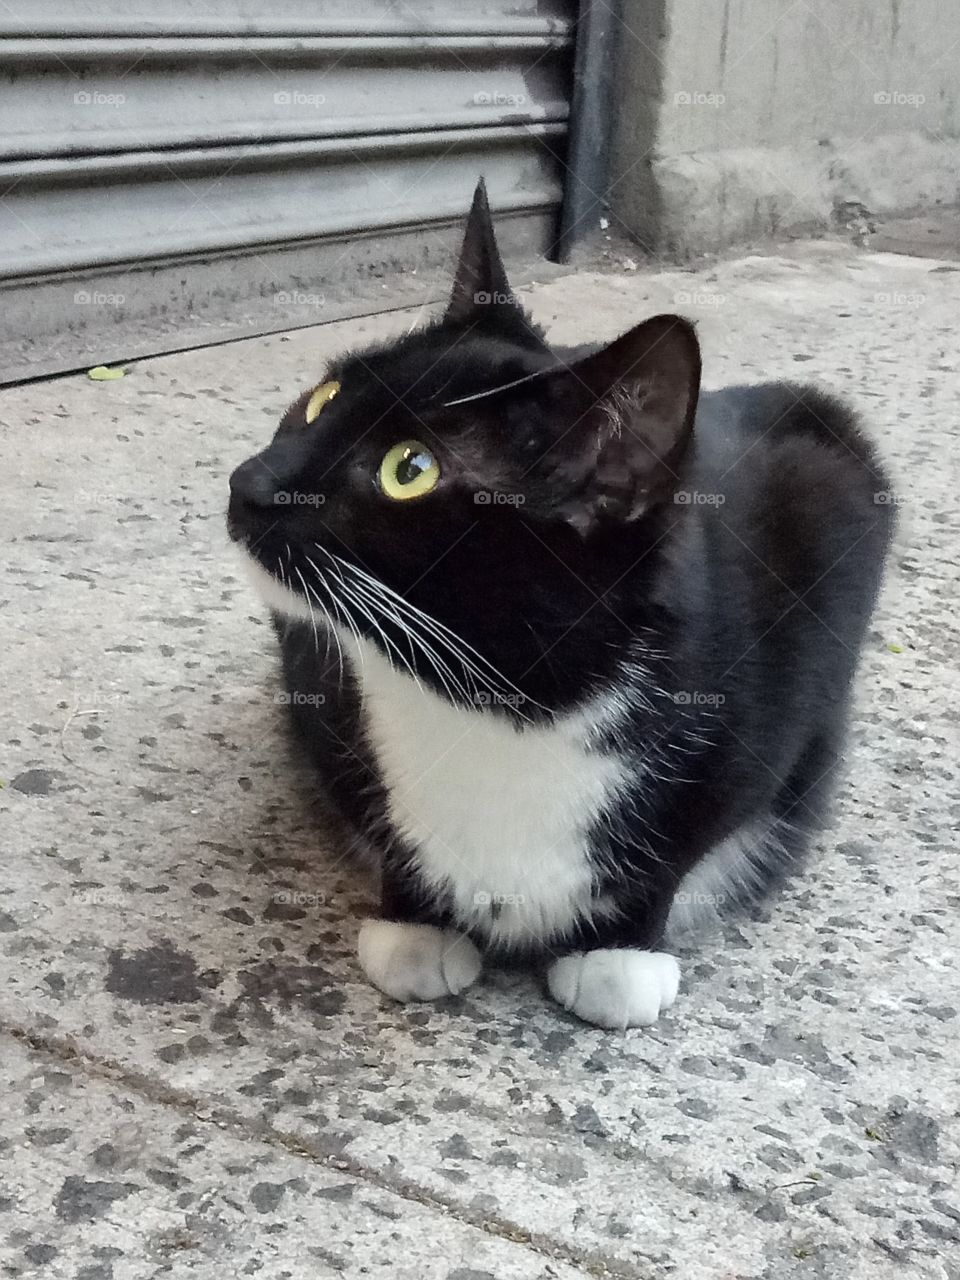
<box><xmin>610</xmin><ymin>0</ymin><xmax>960</xmax><ymax>256</ymax></box>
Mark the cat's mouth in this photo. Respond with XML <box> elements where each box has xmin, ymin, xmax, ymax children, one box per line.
<box><xmin>226</xmin><ymin>455</ymin><xmax>539</xmax><ymax>716</ymax></box>
<box><xmin>226</xmin><ymin>470</ymin><xmax>316</xmax><ymax>622</ymax></box>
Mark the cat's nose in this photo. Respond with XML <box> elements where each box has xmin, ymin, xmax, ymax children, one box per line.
<box><xmin>229</xmin><ymin>455</ymin><xmax>282</xmax><ymax>509</ymax></box>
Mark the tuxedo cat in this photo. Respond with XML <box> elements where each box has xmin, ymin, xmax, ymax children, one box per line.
<box><xmin>227</xmin><ymin>180</ymin><xmax>893</xmax><ymax>1029</ymax></box>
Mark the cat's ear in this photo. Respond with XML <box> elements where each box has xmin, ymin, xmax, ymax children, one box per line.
<box><xmin>445</xmin><ymin>178</ymin><xmax>516</xmax><ymax>324</ymax></box>
<box><xmin>548</xmin><ymin>315</ymin><xmax>701</xmax><ymax>529</ymax></box>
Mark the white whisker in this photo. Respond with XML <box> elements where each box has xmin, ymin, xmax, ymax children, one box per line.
<box><xmin>336</xmin><ymin>560</ymin><xmax>507</xmax><ymax>705</ymax></box>
<box><xmin>347</xmin><ymin>573</ymin><xmax>477</xmax><ymax>706</ymax></box>
<box><xmin>331</xmin><ymin>570</ymin><xmax>424</xmax><ymax>692</ymax></box>
<box><xmin>303</xmin><ymin>555</ymin><xmax>364</xmax><ymax>672</ymax></box>
<box><xmin>313</xmin><ymin>541</ymin><xmax>477</xmax><ymax>706</ymax></box>
<box><xmin>333</xmin><ymin>552</ymin><xmax>541</xmax><ymax>713</ymax></box>
<box><xmin>296</xmin><ymin>562</ymin><xmax>345</xmax><ymax>675</ymax></box>
<box><xmin>439</xmin><ymin>364</ymin><xmax>562</xmax><ymax>407</ymax></box>
<box><xmin>293</xmin><ymin>565</ymin><xmax>321</xmax><ymax>656</ymax></box>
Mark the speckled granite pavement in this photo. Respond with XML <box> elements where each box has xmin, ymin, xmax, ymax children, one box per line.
<box><xmin>2</xmin><ymin>243</ymin><xmax>958</xmax><ymax>1280</ymax></box>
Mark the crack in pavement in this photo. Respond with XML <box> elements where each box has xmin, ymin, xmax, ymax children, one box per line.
<box><xmin>3</xmin><ymin>1020</ymin><xmax>649</xmax><ymax>1280</ymax></box>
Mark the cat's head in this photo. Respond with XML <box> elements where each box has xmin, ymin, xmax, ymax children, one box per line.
<box><xmin>227</xmin><ymin>179</ymin><xmax>701</xmax><ymax>713</ymax></box>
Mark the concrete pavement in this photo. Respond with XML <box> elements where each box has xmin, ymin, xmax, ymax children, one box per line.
<box><xmin>1</xmin><ymin>241</ymin><xmax>958</xmax><ymax>1279</ymax></box>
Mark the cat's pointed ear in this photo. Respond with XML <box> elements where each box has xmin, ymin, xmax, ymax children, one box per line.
<box><xmin>445</xmin><ymin>178</ymin><xmax>515</xmax><ymax>323</ymax></box>
<box><xmin>549</xmin><ymin>315</ymin><xmax>701</xmax><ymax>529</ymax></box>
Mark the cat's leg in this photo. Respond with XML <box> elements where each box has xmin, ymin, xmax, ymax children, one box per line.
<box><xmin>359</xmin><ymin>922</ymin><xmax>482</xmax><ymax>1002</ymax></box>
<box><xmin>545</xmin><ymin>895</ymin><xmax>681</xmax><ymax>1030</ymax></box>
<box><xmin>278</xmin><ymin>625</ymin><xmax>481</xmax><ymax>1001</ymax></box>
<box><xmin>774</xmin><ymin>726</ymin><xmax>844</xmax><ymax>832</ymax></box>
<box><xmin>357</xmin><ymin>858</ymin><xmax>482</xmax><ymax>1002</ymax></box>
<box><xmin>546</xmin><ymin>724</ymin><xmax>847</xmax><ymax>1029</ymax></box>
<box><xmin>547</xmin><ymin>948</ymin><xmax>680</xmax><ymax>1029</ymax></box>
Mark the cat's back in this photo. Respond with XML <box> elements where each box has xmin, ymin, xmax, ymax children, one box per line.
<box><xmin>689</xmin><ymin>381</ymin><xmax>894</xmax><ymax>553</ymax></box>
<box><xmin>668</xmin><ymin>381</ymin><xmax>894</xmax><ymax>687</ymax></box>
<box><xmin>693</xmin><ymin>381</ymin><xmax>890</xmax><ymax>498</ymax></box>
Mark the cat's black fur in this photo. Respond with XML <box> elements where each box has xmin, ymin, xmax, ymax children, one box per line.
<box><xmin>228</xmin><ymin>180</ymin><xmax>893</xmax><ymax>985</ymax></box>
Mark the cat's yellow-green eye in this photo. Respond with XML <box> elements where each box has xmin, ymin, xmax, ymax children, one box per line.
<box><xmin>379</xmin><ymin>440</ymin><xmax>440</xmax><ymax>501</ymax></box>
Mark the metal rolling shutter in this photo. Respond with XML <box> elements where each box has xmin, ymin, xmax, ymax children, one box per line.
<box><xmin>0</xmin><ymin>2</ymin><xmax>575</xmax><ymax>381</ymax></box>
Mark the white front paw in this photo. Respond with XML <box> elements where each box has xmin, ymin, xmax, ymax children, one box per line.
<box><xmin>358</xmin><ymin>920</ymin><xmax>482</xmax><ymax>1002</ymax></box>
<box><xmin>547</xmin><ymin>949</ymin><xmax>680</xmax><ymax>1029</ymax></box>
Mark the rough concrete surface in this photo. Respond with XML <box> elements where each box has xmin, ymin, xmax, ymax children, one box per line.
<box><xmin>1</xmin><ymin>242</ymin><xmax>958</xmax><ymax>1279</ymax></box>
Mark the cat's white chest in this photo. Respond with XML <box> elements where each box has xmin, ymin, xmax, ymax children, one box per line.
<box><xmin>352</xmin><ymin>641</ymin><xmax>627</xmax><ymax>947</ymax></box>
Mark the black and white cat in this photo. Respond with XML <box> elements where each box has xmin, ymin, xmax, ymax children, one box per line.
<box><xmin>227</xmin><ymin>180</ymin><xmax>893</xmax><ymax>1029</ymax></box>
